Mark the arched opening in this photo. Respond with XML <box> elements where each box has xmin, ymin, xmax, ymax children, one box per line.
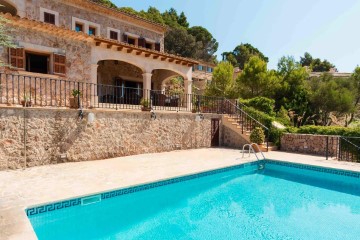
<box><xmin>0</xmin><ymin>0</ymin><xmax>17</xmax><ymax>16</ymax></box>
<box><xmin>151</xmin><ymin>69</ymin><xmax>186</xmax><ymax>107</ymax></box>
<box><xmin>97</xmin><ymin>60</ymin><xmax>144</xmax><ymax>105</ymax></box>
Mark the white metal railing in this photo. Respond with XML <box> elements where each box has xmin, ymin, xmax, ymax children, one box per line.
<box><xmin>241</xmin><ymin>143</ymin><xmax>266</xmax><ymax>160</ymax></box>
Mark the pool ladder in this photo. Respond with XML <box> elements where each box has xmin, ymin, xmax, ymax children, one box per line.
<box><xmin>241</xmin><ymin>143</ymin><xmax>266</xmax><ymax>160</ymax></box>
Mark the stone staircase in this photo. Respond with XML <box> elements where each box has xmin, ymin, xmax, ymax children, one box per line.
<box><xmin>223</xmin><ymin>115</ymin><xmax>278</xmax><ymax>152</ymax></box>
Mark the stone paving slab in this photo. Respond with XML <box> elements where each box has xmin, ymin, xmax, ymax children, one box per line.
<box><xmin>0</xmin><ymin>148</ymin><xmax>359</xmax><ymax>240</ymax></box>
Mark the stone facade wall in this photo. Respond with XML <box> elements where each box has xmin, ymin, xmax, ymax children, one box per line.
<box><xmin>221</xmin><ymin>124</ymin><xmax>249</xmax><ymax>149</ymax></box>
<box><xmin>26</xmin><ymin>0</ymin><xmax>164</xmax><ymax>48</ymax></box>
<box><xmin>0</xmin><ymin>107</ymin><xmax>220</xmax><ymax>170</ymax></box>
<box><xmin>281</xmin><ymin>133</ymin><xmax>339</xmax><ymax>156</ymax></box>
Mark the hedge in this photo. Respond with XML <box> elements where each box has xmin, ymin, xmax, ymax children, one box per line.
<box><xmin>288</xmin><ymin>126</ymin><xmax>360</xmax><ymax>137</ymax></box>
<box><xmin>241</xmin><ymin>106</ymin><xmax>274</xmax><ymax>129</ymax></box>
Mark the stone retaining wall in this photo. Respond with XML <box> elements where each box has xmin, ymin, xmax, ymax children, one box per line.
<box><xmin>281</xmin><ymin>133</ymin><xmax>339</xmax><ymax>156</ymax></box>
<box><xmin>0</xmin><ymin>107</ymin><xmax>221</xmax><ymax>170</ymax></box>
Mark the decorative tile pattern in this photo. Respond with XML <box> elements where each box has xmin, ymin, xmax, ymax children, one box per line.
<box><xmin>26</xmin><ymin>199</ymin><xmax>81</xmax><ymax>216</ymax></box>
<box><xmin>102</xmin><ymin>162</ymin><xmax>259</xmax><ymax>200</ymax></box>
<box><xmin>26</xmin><ymin>162</ymin><xmax>258</xmax><ymax>216</ymax></box>
<box><xmin>264</xmin><ymin>160</ymin><xmax>360</xmax><ymax>178</ymax></box>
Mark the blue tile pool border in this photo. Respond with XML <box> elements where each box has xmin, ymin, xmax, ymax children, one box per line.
<box><xmin>26</xmin><ymin>161</ymin><xmax>258</xmax><ymax>217</ymax></box>
<box><xmin>25</xmin><ymin>159</ymin><xmax>360</xmax><ymax>217</ymax></box>
<box><xmin>264</xmin><ymin>159</ymin><xmax>360</xmax><ymax>178</ymax></box>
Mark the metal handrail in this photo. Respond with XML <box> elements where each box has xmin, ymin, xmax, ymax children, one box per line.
<box><xmin>337</xmin><ymin>136</ymin><xmax>360</xmax><ymax>162</ymax></box>
<box><xmin>340</xmin><ymin>137</ymin><xmax>360</xmax><ymax>150</ymax></box>
<box><xmin>224</xmin><ymin>99</ymin><xmax>269</xmax><ymax>131</ymax></box>
<box><xmin>225</xmin><ymin>99</ymin><xmax>269</xmax><ymax>151</ymax></box>
<box><xmin>241</xmin><ymin>143</ymin><xmax>266</xmax><ymax>160</ymax></box>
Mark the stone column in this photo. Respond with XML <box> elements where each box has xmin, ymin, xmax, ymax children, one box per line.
<box><xmin>90</xmin><ymin>63</ymin><xmax>99</xmax><ymax>107</ymax></box>
<box><xmin>184</xmin><ymin>78</ymin><xmax>193</xmax><ymax>110</ymax></box>
<box><xmin>142</xmin><ymin>72</ymin><xmax>152</xmax><ymax>100</ymax></box>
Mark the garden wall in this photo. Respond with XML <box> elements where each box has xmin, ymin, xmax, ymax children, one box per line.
<box><xmin>281</xmin><ymin>133</ymin><xmax>339</xmax><ymax>156</ymax></box>
<box><xmin>0</xmin><ymin>107</ymin><xmax>222</xmax><ymax>170</ymax></box>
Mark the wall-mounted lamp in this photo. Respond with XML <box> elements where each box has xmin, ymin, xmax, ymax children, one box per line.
<box><xmin>78</xmin><ymin>109</ymin><xmax>84</xmax><ymax>120</ymax></box>
<box><xmin>150</xmin><ymin>109</ymin><xmax>157</xmax><ymax>120</ymax></box>
<box><xmin>195</xmin><ymin>112</ymin><xmax>204</xmax><ymax>122</ymax></box>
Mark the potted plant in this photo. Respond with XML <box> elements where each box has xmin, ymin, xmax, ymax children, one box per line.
<box><xmin>140</xmin><ymin>98</ymin><xmax>151</xmax><ymax>111</ymax></box>
<box><xmin>21</xmin><ymin>94</ymin><xmax>32</xmax><ymax>107</ymax></box>
<box><xmin>191</xmin><ymin>103</ymin><xmax>200</xmax><ymax>113</ymax></box>
<box><xmin>250</xmin><ymin>127</ymin><xmax>265</xmax><ymax>152</ymax></box>
<box><xmin>69</xmin><ymin>89</ymin><xmax>81</xmax><ymax>109</ymax></box>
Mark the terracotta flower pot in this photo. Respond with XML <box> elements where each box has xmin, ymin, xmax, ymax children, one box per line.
<box><xmin>141</xmin><ymin>107</ymin><xmax>151</xmax><ymax>111</ymax></box>
<box><xmin>21</xmin><ymin>100</ymin><xmax>32</xmax><ymax>107</ymax></box>
<box><xmin>69</xmin><ymin>97</ymin><xmax>79</xmax><ymax>109</ymax></box>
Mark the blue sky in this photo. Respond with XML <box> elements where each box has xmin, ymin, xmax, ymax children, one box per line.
<box><xmin>113</xmin><ymin>0</ymin><xmax>360</xmax><ymax>72</ymax></box>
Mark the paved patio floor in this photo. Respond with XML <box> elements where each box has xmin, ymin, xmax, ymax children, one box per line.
<box><xmin>1</xmin><ymin>148</ymin><xmax>359</xmax><ymax>240</ymax></box>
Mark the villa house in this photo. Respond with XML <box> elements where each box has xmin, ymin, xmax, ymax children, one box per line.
<box><xmin>0</xmin><ymin>0</ymin><xmax>198</xmax><ymax>107</ymax></box>
<box><xmin>192</xmin><ymin>61</ymin><xmax>216</xmax><ymax>95</ymax></box>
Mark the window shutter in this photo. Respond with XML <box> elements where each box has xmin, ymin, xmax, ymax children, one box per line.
<box><xmin>123</xmin><ymin>33</ymin><xmax>128</xmax><ymax>43</ymax></box>
<box><xmin>155</xmin><ymin>42</ymin><xmax>161</xmax><ymax>51</ymax></box>
<box><xmin>9</xmin><ymin>48</ymin><xmax>25</xmax><ymax>69</ymax></box>
<box><xmin>138</xmin><ymin>37</ymin><xmax>145</xmax><ymax>48</ymax></box>
<box><xmin>53</xmin><ymin>53</ymin><xmax>66</xmax><ymax>75</ymax></box>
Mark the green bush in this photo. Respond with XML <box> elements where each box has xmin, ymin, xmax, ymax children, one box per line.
<box><xmin>268</xmin><ymin>127</ymin><xmax>286</xmax><ymax>147</ymax></box>
<box><xmin>242</xmin><ymin>106</ymin><xmax>274</xmax><ymax>129</ymax></box>
<box><xmin>287</xmin><ymin>125</ymin><xmax>360</xmax><ymax>137</ymax></box>
<box><xmin>140</xmin><ymin>98</ymin><xmax>150</xmax><ymax>108</ymax></box>
<box><xmin>250</xmin><ymin>127</ymin><xmax>265</xmax><ymax>144</ymax></box>
<box><xmin>240</xmin><ymin>97</ymin><xmax>275</xmax><ymax>116</ymax></box>
<box><xmin>71</xmin><ymin>89</ymin><xmax>81</xmax><ymax>97</ymax></box>
<box><xmin>275</xmin><ymin>106</ymin><xmax>292</xmax><ymax>126</ymax></box>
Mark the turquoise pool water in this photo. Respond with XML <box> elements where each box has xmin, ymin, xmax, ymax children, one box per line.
<box><xmin>28</xmin><ymin>162</ymin><xmax>360</xmax><ymax>240</ymax></box>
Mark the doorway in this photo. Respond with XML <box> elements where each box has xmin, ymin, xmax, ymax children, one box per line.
<box><xmin>211</xmin><ymin>118</ymin><xmax>220</xmax><ymax>147</ymax></box>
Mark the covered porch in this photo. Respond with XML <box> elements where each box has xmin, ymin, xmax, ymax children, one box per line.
<box><xmin>90</xmin><ymin>37</ymin><xmax>195</xmax><ymax>109</ymax></box>
<box><xmin>96</xmin><ymin>60</ymin><xmax>187</xmax><ymax>108</ymax></box>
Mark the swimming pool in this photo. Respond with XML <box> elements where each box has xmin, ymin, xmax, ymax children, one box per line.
<box><xmin>27</xmin><ymin>160</ymin><xmax>360</xmax><ymax>240</ymax></box>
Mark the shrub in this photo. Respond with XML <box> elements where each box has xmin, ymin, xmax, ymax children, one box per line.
<box><xmin>140</xmin><ymin>98</ymin><xmax>150</xmax><ymax>108</ymax></box>
<box><xmin>268</xmin><ymin>127</ymin><xmax>284</xmax><ymax>147</ymax></box>
<box><xmin>240</xmin><ymin>97</ymin><xmax>275</xmax><ymax>116</ymax></box>
<box><xmin>71</xmin><ymin>89</ymin><xmax>81</xmax><ymax>97</ymax></box>
<box><xmin>287</xmin><ymin>125</ymin><xmax>360</xmax><ymax>137</ymax></box>
<box><xmin>250</xmin><ymin>127</ymin><xmax>265</xmax><ymax>144</ymax></box>
<box><xmin>241</xmin><ymin>106</ymin><xmax>273</xmax><ymax>128</ymax></box>
<box><xmin>276</xmin><ymin>106</ymin><xmax>292</xmax><ymax>126</ymax></box>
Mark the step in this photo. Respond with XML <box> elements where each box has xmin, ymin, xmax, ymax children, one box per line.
<box><xmin>227</xmin><ymin>118</ymin><xmax>241</xmax><ymax>122</ymax></box>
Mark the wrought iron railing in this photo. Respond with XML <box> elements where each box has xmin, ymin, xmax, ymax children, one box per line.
<box><xmin>338</xmin><ymin>137</ymin><xmax>360</xmax><ymax>162</ymax></box>
<box><xmin>224</xmin><ymin>99</ymin><xmax>269</xmax><ymax>150</ymax></box>
<box><xmin>0</xmin><ymin>72</ymin><xmax>227</xmax><ymax>113</ymax></box>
